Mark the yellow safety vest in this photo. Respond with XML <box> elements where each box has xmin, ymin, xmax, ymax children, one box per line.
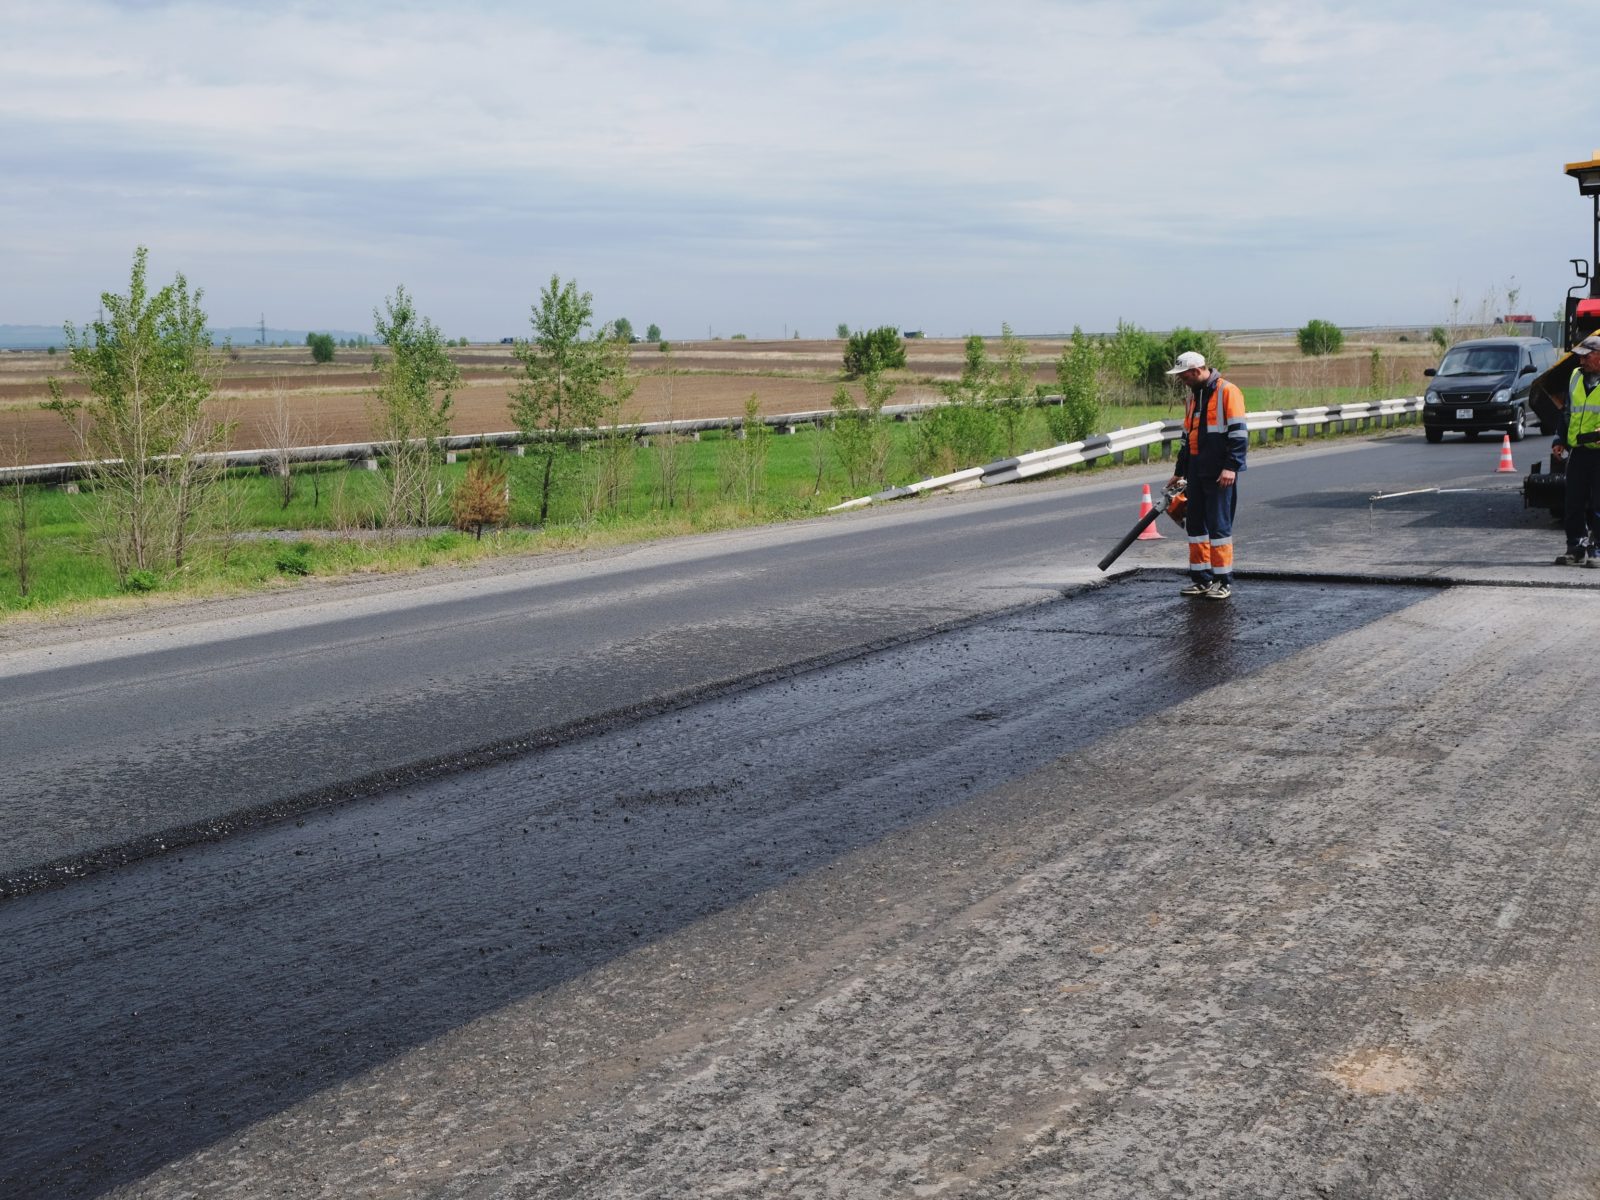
<box><xmin>1568</xmin><ymin>369</ymin><xmax>1600</xmax><ymax>447</ymax></box>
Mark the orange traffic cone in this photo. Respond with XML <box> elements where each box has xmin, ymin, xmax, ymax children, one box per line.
<box><xmin>1136</xmin><ymin>484</ymin><xmax>1164</xmax><ymax>539</ymax></box>
<box><xmin>1495</xmin><ymin>434</ymin><xmax>1516</xmax><ymax>474</ymax></box>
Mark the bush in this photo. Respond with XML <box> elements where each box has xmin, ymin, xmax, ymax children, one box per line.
<box><xmin>842</xmin><ymin>327</ymin><xmax>907</xmax><ymax>378</ymax></box>
<box><xmin>124</xmin><ymin>569</ymin><xmax>159</xmax><ymax>593</ymax></box>
<box><xmin>274</xmin><ymin>541</ymin><xmax>314</xmax><ymax>576</ymax></box>
<box><xmin>1297</xmin><ymin>319</ymin><xmax>1344</xmax><ymax>357</ymax></box>
<box><xmin>1156</xmin><ymin>328</ymin><xmax>1227</xmax><ymax>385</ymax></box>
<box><xmin>306</xmin><ymin>332</ymin><xmax>336</xmax><ymax>363</ymax></box>
<box><xmin>452</xmin><ymin>446</ymin><xmax>510</xmax><ymax>539</ymax></box>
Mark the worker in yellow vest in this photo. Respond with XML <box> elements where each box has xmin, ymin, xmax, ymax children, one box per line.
<box><xmin>1556</xmin><ymin>334</ymin><xmax>1600</xmax><ymax>567</ymax></box>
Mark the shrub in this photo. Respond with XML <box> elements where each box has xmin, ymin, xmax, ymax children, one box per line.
<box><xmin>829</xmin><ymin>373</ymin><xmax>895</xmax><ymax>493</ymax></box>
<box><xmin>1297</xmin><ymin>319</ymin><xmax>1344</xmax><ymax>357</ymax></box>
<box><xmin>274</xmin><ymin>541</ymin><xmax>313</xmax><ymax>575</ymax></box>
<box><xmin>124</xmin><ymin>569</ymin><xmax>159</xmax><ymax>593</ymax></box>
<box><xmin>451</xmin><ymin>446</ymin><xmax>510</xmax><ymax>539</ymax></box>
<box><xmin>842</xmin><ymin>327</ymin><xmax>907</xmax><ymax>378</ymax></box>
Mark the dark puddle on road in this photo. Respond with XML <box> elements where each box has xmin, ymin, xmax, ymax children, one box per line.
<box><xmin>0</xmin><ymin>575</ymin><xmax>1433</xmax><ymax>1199</ymax></box>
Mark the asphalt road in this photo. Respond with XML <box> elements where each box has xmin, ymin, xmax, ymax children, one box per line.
<box><xmin>0</xmin><ymin>426</ymin><xmax>1565</xmax><ymax>891</ymax></box>
<box><xmin>3</xmin><ymin>425</ymin><xmax>1599</xmax><ymax>1198</ymax></box>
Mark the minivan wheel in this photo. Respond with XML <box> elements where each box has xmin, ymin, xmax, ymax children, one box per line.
<box><xmin>1509</xmin><ymin>406</ymin><xmax>1526</xmax><ymax>442</ymax></box>
<box><xmin>1425</xmin><ymin>426</ymin><xmax>1444</xmax><ymax>444</ymax></box>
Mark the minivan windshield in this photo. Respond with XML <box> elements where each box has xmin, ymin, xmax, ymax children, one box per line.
<box><xmin>1437</xmin><ymin>346</ymin><xmax>1519</xmax><ymax>376</ymax></box>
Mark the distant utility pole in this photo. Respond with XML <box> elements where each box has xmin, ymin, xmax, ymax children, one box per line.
<box><xmin>258</xmin><ymin>314</ymin><xmax>266</xmax><ymax>346</ymax></box>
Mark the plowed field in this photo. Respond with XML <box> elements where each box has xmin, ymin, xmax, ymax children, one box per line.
<box><xmin>0</xmin><ymin>336</ymin><xmax>1433</xmax><ymax>466</ymax></box>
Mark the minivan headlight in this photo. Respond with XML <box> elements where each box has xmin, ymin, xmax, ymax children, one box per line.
<box><xmin>1491</xmin><ymin>388</ymin><xmax>1511</xmax><ymax>404</ymax></box>
<box><xmin>1425</xmin><ymin>390</ymin><xmax>1441</xmax><ymax>404</ymax></box>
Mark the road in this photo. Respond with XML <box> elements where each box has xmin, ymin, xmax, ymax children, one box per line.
<box><xmin>3</xmin><ymin>427</ymin><xmax>1599</xmax><ymax>1198</ymax></box>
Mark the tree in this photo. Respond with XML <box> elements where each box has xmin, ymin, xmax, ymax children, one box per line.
<box><xmin>1050</xmin><ymin>327</ymin><xmax>1101</xmax><ymax>444</ymax></box>
<box><xmin>306</xmin><ymin>332</ymin><xmax>336</xmax><ymax>363</ymax></box>
<box><xmin>842</xmin><ymin>326</ymin><xmax>906</xmax><ymax>378</ymax></box>
<box><xmin>370</xmin><ymin>286</ymin><xmax>461</xmax><ymax>528</ymax></box>
<box><xmin>717</xmin><ymin>393</ymin><xmax>770</xmax><ymax>512</ymax></box>
<box><xmin>45</xmin><ymin>246</ymin><xmax>230</xmax><ymax>582</ymax></box>
<box><xmin>612</xmin><ymin>317</ymin><xmax>635</xmax><ymax>343</ymax></box>
<box><xmin>511</xmin><ymin>275</ymin><xmax>627</xmax><ymax>525</ymax></box>
<box><xmin>994</xmin><ymin>323</ymin><xmax>1035</xmax><ymax>455</ymax></box>
<box><xmin>836</xmin><ymin>323</ymin><xmax>850</xmax><ymax>339</ymax></box>
<box><xmin>646</xmin><ymin>323</ymin><xmax>661</xmax><ymax>343</ymax></box>
<box><xmin>1297</xmin><ymin>319</ymin><xmax>1344</xmax><ymax>357</ymax></box>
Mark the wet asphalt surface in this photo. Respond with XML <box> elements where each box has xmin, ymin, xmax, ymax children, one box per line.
<box><xmin>0</xmin><ymin>575</ymin><xmax>1431</xmax><ymax>1200</ymax></box>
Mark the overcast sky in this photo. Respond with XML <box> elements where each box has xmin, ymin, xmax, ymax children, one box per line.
<box><xmin>3</xmin><ymin>0</ymin><xmax>1597</xmax><ymax>340</ymax></box>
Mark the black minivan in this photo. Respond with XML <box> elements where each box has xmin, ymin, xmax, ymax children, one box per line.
<box><xmin>1422</xmin><ymin>336</ymin><xmax>1558</xmax><ymax>443</ymax></box>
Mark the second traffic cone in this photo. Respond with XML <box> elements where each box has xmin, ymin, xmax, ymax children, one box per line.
<box><xmin>1496</xmin><ymin>433</ymin><xmax>1517</xmax><ymax>474</ymax></box>
<box><xmin>1136</xmin><ymin>484</ymin><xmax>1164</xmax><ymax>539</ymax></box>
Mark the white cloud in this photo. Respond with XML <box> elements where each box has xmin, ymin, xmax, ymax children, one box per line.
<box><xmin>1</xmin><ymin>0</ymin><xmax>1596</xmax><ymax>334</ymax></box>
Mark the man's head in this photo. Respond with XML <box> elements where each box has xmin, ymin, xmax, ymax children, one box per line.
<box><xmin>1166</xmin><ymin>350</ymin><xmax>1209</xmax><ymax>386</ymax></box>
<box><xmin>1577</xmin><ymin>333</ymin><xmax>1600</xmax><ymax>369</ymax></box>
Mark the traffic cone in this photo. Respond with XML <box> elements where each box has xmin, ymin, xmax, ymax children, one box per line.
<box><xmin>1136</xmin><ymin>484</ymin><xmax>1164</xmax><ymax>539</ymax></box>
<box><xmin>1495</xmin><ymin>433</ymin><xmax>1517</xmax><ymax>474</ymax></box>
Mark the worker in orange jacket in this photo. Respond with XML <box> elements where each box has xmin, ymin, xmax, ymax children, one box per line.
<box><xmin>1165</xmin><ymin>351</ymin><xmax>1248</xmax><ymax>600</ymax></box>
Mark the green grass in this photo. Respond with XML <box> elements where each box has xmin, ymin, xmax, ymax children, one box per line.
<box><xmin>0</xmin><ymin>397</ymin><xmax>1410</xmax><ymax>616</ymax></box>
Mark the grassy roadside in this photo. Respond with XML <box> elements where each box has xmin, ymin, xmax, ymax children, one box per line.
<box><xmin>0</xmin><ymin>399</ymin><xmax>1414</xmax><ymax>618</ymax></box>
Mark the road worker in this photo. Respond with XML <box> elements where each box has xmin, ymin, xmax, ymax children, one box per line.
<box><xmin>1166</xmin><ymin>351</ymin><xmax>1248</xmax><ymax>600</ymax></box>
<box><xmin>1555</xmin><ymin>333</ymin><xmax>1600</xmax><ymax>567</ymax></box>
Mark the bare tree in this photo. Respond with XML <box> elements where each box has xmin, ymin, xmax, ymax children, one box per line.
<box><xmin>2</xmin><ymin>433</ymin><xmax>32</xmax><ymax>600</ymax></box>
<box><xmin>262</xmin><ymin>377</ymin><xmax>305</xmax><ymax>510</ymax></box>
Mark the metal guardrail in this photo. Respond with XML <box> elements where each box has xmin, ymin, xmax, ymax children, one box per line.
<box><xmin>0</xmin><ymin>395</ymin><xmax>1423</xmax><ymax>491</ymax></box>
<box><xmin>828</xmin><ymin>396</ymin><xmax>1424</xmax><ymax>510</ymax></box>
<box><xmin>0</xmin><ymin>406</ymin><xmax>937</xmax><ymax>487</ymax></box>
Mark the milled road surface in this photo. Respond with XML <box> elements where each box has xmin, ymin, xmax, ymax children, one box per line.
<box><xmin>5</xmin><ymin>430</ymin><xmax>1600</xmax><ymax>1197</ymax></box>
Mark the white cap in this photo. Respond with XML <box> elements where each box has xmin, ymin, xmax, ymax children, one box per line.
<box><xmin>1576</xmin><ymin>334</ymin><xmax>1600</xmax><ymax>355</ymax></box>
<box><xmin>1166</xmin><ymin>351</ymin><xmax>1207</xmax><ymax>374</ymax></box>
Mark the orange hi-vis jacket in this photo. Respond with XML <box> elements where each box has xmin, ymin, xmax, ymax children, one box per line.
<box><xmin>1175</xmin><ymin>372</ymin><xmax>1248</xmax><ymax>477</ymax></box>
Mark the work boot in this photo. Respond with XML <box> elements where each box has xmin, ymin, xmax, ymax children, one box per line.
<box><xmin>1201</xmin><ymin>580</ymin><xmax>1232</xmax><ymax>601</ymax></box>
<box><xmin>1179</xmin><ymin>579</ymin><xmax>1213</xmax><ymax>597</ymax></box>
<box><xmin>1556</xmin><ymin>550</ymin><xmax>1587</xmax><ymax>566</ymax></box>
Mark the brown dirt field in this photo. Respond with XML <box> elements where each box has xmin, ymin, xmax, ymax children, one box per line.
<box><xmin>0</xmin><ymin>337</ymin><xmax>1436</xmax><ymax>467</ymax></box>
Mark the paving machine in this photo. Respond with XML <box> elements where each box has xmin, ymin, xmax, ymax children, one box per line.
<box><xmin>1524</xmin><ymin>152</ymin><xmax>1600</xmax><ymax>518</ymax></box>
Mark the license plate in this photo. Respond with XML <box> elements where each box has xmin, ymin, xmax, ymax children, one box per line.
<box><xmin>1456</xmin><ymin>408</ymin><xmax>1473</xmax><ymax>419</ymax></box>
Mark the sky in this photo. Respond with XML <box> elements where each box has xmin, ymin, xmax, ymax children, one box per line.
<box><xmin>3</xmin><ymin>0</ymin><xmax>1598</xmax><ymax>341</ymax></box>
